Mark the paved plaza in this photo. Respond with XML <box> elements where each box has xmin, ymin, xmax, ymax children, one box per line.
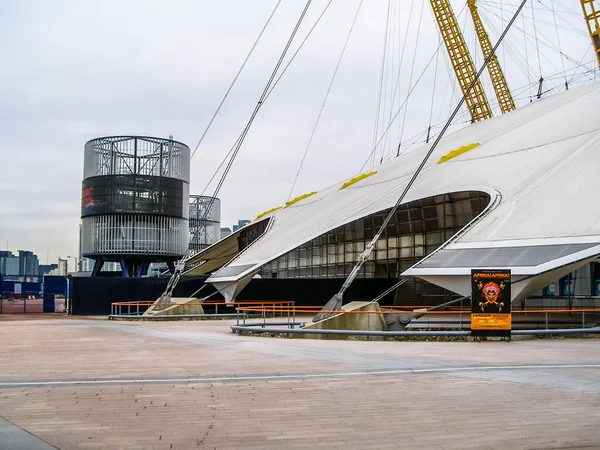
<box><xmin>0</xmin><ymin>315</ymin><xmax>599</xmax><ymax>449</ymax></box>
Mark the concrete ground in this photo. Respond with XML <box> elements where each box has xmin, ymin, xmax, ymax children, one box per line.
<box><xmin>0</xmin><ymin>315</ymin><xmax>599</xmax><ymax>450</ymax></box>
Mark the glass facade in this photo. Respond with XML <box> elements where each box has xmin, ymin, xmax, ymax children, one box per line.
<box><xmin>259</xmin><ymin>191</ymin><xmax>490</xmax><ymax>305</ymax></box>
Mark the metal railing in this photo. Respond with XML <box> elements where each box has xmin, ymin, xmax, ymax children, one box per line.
<box><xmin>231</xmin><ymin>304</ymin><xmax>600</xmax><ymax>339</ymax></box>
<box><xmin>109</xmin><ymin>300</ymin><xmax>294</xmax><ymax>320</ymax></box>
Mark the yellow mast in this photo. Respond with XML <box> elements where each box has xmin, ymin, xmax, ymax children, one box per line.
<box><xmin>429</xmin><ymin>0</ymin><xmax>493</xmax><ymax>122</ymax></box>
<box><xmin>468</xmin><ymin>0</ymin><xmax>516</xmax><ymax>114</ymax></box>
<box><xmin>581</xmin><ymin>0</ymin><xmax>600</xmax><ymax>68</ymax></box>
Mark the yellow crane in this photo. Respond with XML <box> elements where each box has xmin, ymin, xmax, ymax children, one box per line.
<box><xmin>468</xmin><ymin>0</ymin><xmax>516</xmax><ymax>114</ymax></box>
<box><xmin>429</xmin><ymin>0</ymin><xmax>493</xmax><ymax>122</ymax></box>
<box><xmin>581</xmin><ymin>0</ymin><xmax>600</xmax><ymax>68</ymax></box>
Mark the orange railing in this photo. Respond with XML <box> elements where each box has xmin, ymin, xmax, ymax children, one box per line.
<box><xmin>232</xmin><ymin>304</ymin><xmax>600</xmax><ymax>329</ymax></box>
<box><xmin>109</xmin><ymin>300</ymin><xmax>295</xmax><ymax>318</ymax></box>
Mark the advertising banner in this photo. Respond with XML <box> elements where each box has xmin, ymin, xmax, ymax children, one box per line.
<box><xmin>471</xmin><ymin>269</ymin><xmax>511</xmax><ymax>337</ymax></box>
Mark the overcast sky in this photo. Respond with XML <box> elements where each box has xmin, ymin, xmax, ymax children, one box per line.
<box><xmin>0</xmin><ymin>0</ymin><xmax>594</xmax><ymax>267</ymax></box>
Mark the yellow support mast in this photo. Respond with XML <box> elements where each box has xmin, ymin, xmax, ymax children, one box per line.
<box><xmin>429</xmin><ymin>0</ymin><xmax>493</xmax><ymax>123</ymax></box>
<box><xmin>581</xmin><ymin>0</ymin><xmax>600</xmax><ymax>68</ymax></box>
<box><xmin>468</xmin><ymin>0</ymin><xmax>516</xmax><ymax>114</ymax></box>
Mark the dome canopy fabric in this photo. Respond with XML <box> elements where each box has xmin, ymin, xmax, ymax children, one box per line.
<box><xmin>194</xmin><ymin>83</ymin><xmax>600</xmax><ymax>301</ymax></box>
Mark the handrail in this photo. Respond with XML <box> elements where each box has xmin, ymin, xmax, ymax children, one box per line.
<box><xmin>109</xmin><ymin>299</ymin><xmax>295</xmax><ymax>319</ymax></box>
<box><xmin>234</xmin><ymin>305</ymin><xmax>600</xmax><ymax>315</ymax></box>
<box><xmin>110</xmin><ymin>300</ymin><xmax>294</xmax><ymax>307</ymax></box>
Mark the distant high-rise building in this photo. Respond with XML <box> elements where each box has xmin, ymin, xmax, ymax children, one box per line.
<box><xmin>232</xmin><ymin>220</ymin><xmax>250</xmax><ymax>232</ymax></box>
<box><xmin>50</xmin><ymin>259</ymin><xmax>68</xmax><ymax>276</ymax></box>
<box><xmin>220</xmin><ymin>227</ymin><xmax>232</xmax><ymax>239</ymax></box>
<box><xmin>80</xmin><ymin>258</ymin><xmax>94</xmax><ymax>272</ymax></box>
<box><xmin>0</xmin><ymin>252</ymin><xmax>19</xmax><ymax>276</ymax></box>
<box><xmin>18</xmin><ymin>250</ymin><xmax>39</xmax><ymax>277</ymax></box>
<box><xmin>39</xmin><ymin>264</ymin><xmax>58</xmax><ymax>277</ymax></box>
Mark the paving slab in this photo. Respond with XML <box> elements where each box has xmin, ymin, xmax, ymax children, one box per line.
<box><xmin>0</xmin><ymin>316</ymin><xmax>599</xmax><ymax>449</ymax></box>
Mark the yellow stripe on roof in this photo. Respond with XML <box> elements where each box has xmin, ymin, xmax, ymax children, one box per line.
<box><xmin>339</xmin><ymin>171</ymin><xmax>377</xmax><ymax>190</ymax></box>
<box><xmin>437</xmin><ymin>143</ymin><xmax>480</xmax><ymax>164</ymax></box>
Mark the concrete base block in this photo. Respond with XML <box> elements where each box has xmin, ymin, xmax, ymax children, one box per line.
<box><xmin>143</xmin><ymin>298</ymin><xmax>204</xmax><ymax>316</ymax></box>
<box><xmin>299</xmin><ymin>301</ymin><xmax>388</xmax><ymax>340</ymax></box>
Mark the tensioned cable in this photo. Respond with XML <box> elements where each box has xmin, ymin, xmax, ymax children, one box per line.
<box><xmin>383</xmin><ymin>0</ymin><xmax>416</xmax><ymax>163</ymax></box>
<box><xmin>380</xmin><ymin>0</ymin><xmax>398</xmax><ymax>161</ymax></box>
<box><xmin>396</xmin><ymin>0</ymin><xmax>425</xmax><ymax>157</ymax></box>
<box><xmin>208</xmin><ymin>0</ymin><xmax>314</xmax><ymax>204</ymax></box>
<box><xmin>521</xmin><ymin>6</ymin><xmax>532</xmax><ymax>101</ymax></box>
<box><xmin>166</xmin><ymin>1</ymin><xmax>315</xmax><ymax>296</ymax></box>
<box><xmin>190</xmin><ymin>0</ymin><xmax>282</xmax><ymax>160</ymax></box>
<box><xmin>287</xmin><ymin>0</ymin><xmax>364</xmax><ymax>202</ymax></box>
<box><xmin>265</xmin><ymin>0</ymin><xmax>334</xmax><ymax>99</ymax></box>
<box><xmin>479</xmin><ymin>7</ymin><xmax>540</xmax><ymax>82</ymax></box>
<box><xmin>183</xmin><ymin>0</ymin><xmax>315</xmax><ymax>260</ymax></box>
<box><xmin>481</xmin><ymin>0</ymin><xmax>588</xmax><ymax>38</ymax></box>
<box><xmin>530</xmin><ymin>0</ymin><xmax>543</xmax><ymax>97</ymax></box>
<box><xmin>198</xmin><ymin>0</ymin><xmax>333</xmax><ymax>199</ymax></box>
<box><xmin>370</xmin><ymin>0</ymin><xmax>392</xmax><ymax>169</ymax></box>
<box><xmin>358</xmin><ymin>42</ymin><xmax>443</xmax><ymax>172</ymax></box>
<box><xmin>426</xmin><ymin>33</ymin><xmax>442</xmax><ymax>143</ymax></box>
<box><xmin>479</xmin><ymin>5</ymin><xmax>575</xmax><ymax>95</ymax></box>
<box><xmin>568</xmin><ymin>46</ymin><xmax>597</xmax><ymax>84</ymax></box>
<box><xmin>370</xmin><ymin>2</ymin><xmax>467</xmax><ymax>168</ymax></box>
<box><xmin>325</xmin><ymin>0</ymin><xmax>529</xmax><ymax>310</ymax></box>
<box><xmin>479</xmin><ymin>6</ymin><xmax>564</xmax><ymax>94</ymax></box>
<box><xmin>198</xmin><ymin>133</ymin><xmax>243</xmax><ymax>199</ymax></box>
<box><xmin>501</xmin><ymin>0</ymin><xmax>505</xmax><ymax>67</ymax></box>
<box><xmin>550</xmin><ymin>0</ymin><xmax>567</xmax><ymax>89</ymax></box>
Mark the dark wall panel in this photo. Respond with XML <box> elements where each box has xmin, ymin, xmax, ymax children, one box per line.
<box><xmin>71</xmin><ymin>276</ymin><xmax>211</xmax><ymax>315</ymax></box>
<box><xmin>71</xmin><ymin>276</ymin><xmax>397</xmax><ymax>315</ymax></box>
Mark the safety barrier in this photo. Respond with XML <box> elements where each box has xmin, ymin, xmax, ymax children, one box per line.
<box><xmin>231</xmin><ymin>304</ymin><xmax>600</xmax><ymax>339</ymax></box>
<box><xmin>109</xmin><ymin>300</ymin><xmax>294</xmax><ymax>320</ymax></box>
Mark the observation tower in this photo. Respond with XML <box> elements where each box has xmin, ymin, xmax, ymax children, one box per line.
<box><xmin>80</xmin><ymin>136</ymin><xmax>190</xmax><ymax>277</ymax></box>
<box><xmin>189</xmin><ymin>195</ymin><xmax>221</xmax><ymax>255</ymax></box>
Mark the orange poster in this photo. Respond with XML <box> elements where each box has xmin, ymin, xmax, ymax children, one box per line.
<box><xmin>471</xmin><ymin>269</ymin><xmax>511</xmax><ymax>337</ymax></box>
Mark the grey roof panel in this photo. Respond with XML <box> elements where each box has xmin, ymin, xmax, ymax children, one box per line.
<box><xmin>415</xmin><ymin>243</ymin><xmax>598</xmax><ymax>269</ymax></box>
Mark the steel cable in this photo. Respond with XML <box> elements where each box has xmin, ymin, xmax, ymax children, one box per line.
<box><xmin>190</xmin><ymin>0</ymin><xmax>282</xmax><ymax>160</ymax></box>
<box><xmin>287</xmin><ymin>0</ymin><xmax>364</xmax><ymax>202</ymax></box>
<box><xmin>322</xmin><ymin>0</ymin><xmax>529</xmax><ymax>314</ymax></box>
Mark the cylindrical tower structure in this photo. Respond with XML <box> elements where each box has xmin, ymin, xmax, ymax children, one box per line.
<box><xmin>188</xmin><ymin>195</ymin><xmax>221</xmax><ymax>254</ymax></box>
<box><xmin>81</xmin><ymin>136</ymin><xmax>190</xmax><ymax>277</ymax></box>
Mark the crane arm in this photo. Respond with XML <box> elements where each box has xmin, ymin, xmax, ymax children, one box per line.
<box><xmin>468</xmin><ymin>0</ymin><xmax>516</xmax><ymax>114</ymax></box>
<box><xmin>581</xmin><ymin>0</ymin><xmax>600</xmax><ymax>68</ymax></box>
<box><xmin>429</xmin><ymin>0</ymin><xmax>493</xmax><ymax>122</ymax></box>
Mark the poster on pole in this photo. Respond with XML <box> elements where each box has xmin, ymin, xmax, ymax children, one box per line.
<box><xmin>471</xmin><ymin>269</ymin><xmax>511</xmax><ymax>337</ymax></box>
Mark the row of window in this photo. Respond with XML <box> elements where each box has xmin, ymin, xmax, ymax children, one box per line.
<box><xmin>260</xmin><ymin>192</ymin><xmax>489</xmax><ymax>282</ymax></box>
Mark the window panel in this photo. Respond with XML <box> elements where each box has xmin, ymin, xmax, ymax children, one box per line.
<box><xmin>375</xmin><ymin>250</ymin><xmax>387</xmax><ymax>260</ymax></box>
<box><xmin>400</xmin><ymin>248</ymin><xmax>413</xmax><ymax>258</ymax></box>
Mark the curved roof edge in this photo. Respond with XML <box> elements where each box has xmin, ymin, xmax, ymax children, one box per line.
<box><xmin>207</xmin><ymin>186</ymin><xmax>499</xmax><ymax>284</ymax></box>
